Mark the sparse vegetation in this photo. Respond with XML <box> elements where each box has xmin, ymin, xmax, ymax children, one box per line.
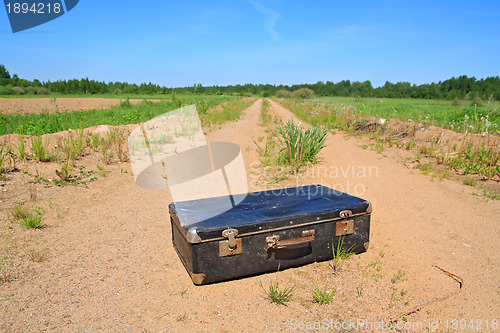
<box><xmin>391</xmin><ymin>268</ymin><xmax>407</xmax><ymax>284</ymax></box>
<box><xmin>357</xmin><ymin>265</ymin><xmax>369</xmax><ymax>297</ymax></box>
<box><xmin>10</xmin><ymin>203</ymin><xmax>44</xmax><ymax>229</ymax></box>
<box><xmin>200</xmin><ymin>98</ymin><xmax>256</xmax><ymax>126</ymax></box>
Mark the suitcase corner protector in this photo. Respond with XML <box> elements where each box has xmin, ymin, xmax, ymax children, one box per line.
<box><xmin>364</xmin><ymin>201</ymin><xmax>372</xmax><ymax>214</ymax></box>
<box><xmin>191</xmin><ymin>272</ymin><xmax>207</xmax><ymax>285</ymax></box>
<box><xmin>363</xmin><ymin>242</ymin><xmax>370</xmax><ymax>251</ymax></box>
<box><xmin>187</xmin><ymin>227</ymin><xmax>202</xmax><ymax>243</ymax></box>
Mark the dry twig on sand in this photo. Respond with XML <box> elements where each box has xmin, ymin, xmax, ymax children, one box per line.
<box><xmin>390</xmin><ymin>265</ymin><xmax>464</xmax><ymax>323</ymax></box>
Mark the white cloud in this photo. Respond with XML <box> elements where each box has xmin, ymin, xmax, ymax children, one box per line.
<box><xmin>248</xmin><ymin>0</ymin><xmax>281</xmax><ymax>42</ymax></box>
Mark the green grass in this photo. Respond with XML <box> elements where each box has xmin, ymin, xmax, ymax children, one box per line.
<box><xmin>391</xmin><ymin>268</ymin><xmax>407</xmax><ymax>284</ymax></box>
<box><xmin>331</xmin><ymin>236</ymin><xmax>354</xmax><ymax>273</ymax></box>
<box><xmin>262</xmin><ymin>281</ymin><xmax>295</xmax><ymax>305</ymax></box>
<box><xmin>0</xmin><ymin>95</ymin><xmax>236</xmax><ymax>136</ymax></box>
<box><xmin>449</xmin><ymin>142</ymin><xmax>500</xmax><ymax>177</ymax></box>
<box><xmin>463</xmin><ymin>177</ymin><xmax>476</xmax><ymax>186</ymax></box>
<box><xmin>314</xmin><ymin>96</ymin><xmax>500</xmax><ymax>133</ymax></box>
<box><xmin>312</xmin><ymin>283</ymin><xmax>337</xmax><ymax>304</ymax></box>
<box><xmin>260</xmin><ymin>99</ymin><xmax>272</xmax><ymax>126</ymax></box>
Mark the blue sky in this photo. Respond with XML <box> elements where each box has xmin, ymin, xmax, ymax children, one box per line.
<box><xmin>1</xmin><ymin>0</ymin><xmax>499</xmax><ymax>87</ymax></box>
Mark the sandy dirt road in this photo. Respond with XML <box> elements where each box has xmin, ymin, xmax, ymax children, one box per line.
<box><xmin>0</xmin><ymin>99</ymin><xmax>498</xmax><ymax>332</ymax></box>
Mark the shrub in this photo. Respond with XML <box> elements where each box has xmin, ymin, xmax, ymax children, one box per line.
<box><xmin>119</xmin><ymin>98</ymin><xmax>132</xmax><ymax>108</ymax></box>
<box><xmin>36</xmin><ymin>87</ymin><xmax>50</xmax><ymax>95</ymax></box>
<box><xmin>24</xmin><ymin>86</ymin><xmax>37</xmax><ymax>95</ymax></box>
<box><xmin>292</xmin><ymin>88</ymin><xmax>314</xmax><ymax>99</ymax></box>
<box><xmin>11</xmin><ymin>86</ymin><xmax>25</xmax><ymax>95</ymax></box>
<box><xmin>261</xmin><ymin>90</ymin><xmax>272</xmax><ymax>97</ymax></box>
<box><xmin>0</xmin><ymin>87</ymin><xmax>14</xmax><ymax>95</ymax></box>
<box><xmin>276</xmin><ymin>89</ymin><xmax>291</xmax><ymax>98</ymax></box>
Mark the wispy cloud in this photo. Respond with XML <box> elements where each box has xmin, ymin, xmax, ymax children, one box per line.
<box><xmin>248</xmin><ymin>0</ymin><xmax>281</xmax><ymax>42</ymax></box>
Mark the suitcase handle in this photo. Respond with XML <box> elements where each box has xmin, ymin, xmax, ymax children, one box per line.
<box><xmin>266</xmin><ymin>230</ymin><xmax>315</xmax><ymax>249</ymax></box>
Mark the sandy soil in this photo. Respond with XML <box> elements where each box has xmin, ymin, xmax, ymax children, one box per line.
<box><xmin>0</xmin><ymin>99</ymin><xmax>499</xmax><ymax>332</ymax></box>
<box><xmin>0</xmin><ymin>98</ymin><xmax>163</xmax><ymax>115</ymax></box>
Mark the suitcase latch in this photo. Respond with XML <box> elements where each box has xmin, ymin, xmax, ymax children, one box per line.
<box><xmin>219</xmin><ymin>228</ymin><xmax>242</xmax><ymax>257</ymax></box>
<box><xmin>336</xmin><ymin>220</ymin><xmax>354</xmax><ymax>236</ymax></box>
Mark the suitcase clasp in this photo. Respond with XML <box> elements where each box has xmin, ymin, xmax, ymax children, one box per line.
<box><xmin>339</xmin><ymin>210</ymin><xmax>352</xmax><ymax>219</ymax></box>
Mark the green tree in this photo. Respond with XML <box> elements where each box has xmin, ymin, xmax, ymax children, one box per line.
<box><xmin>0</xmin><ymin>65</ymin><xmax>10</xmax><ymax>79</ymax></box>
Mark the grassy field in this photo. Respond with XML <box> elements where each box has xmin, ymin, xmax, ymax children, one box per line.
<box><xmin>0</xmin><ymin>95</ymin><xmax>238</xmax><ymax>136</ymax></box>
<box><xmin>313</xmin><ymin>96</ymin><xmax>500</xmax><ymax>134</ymax></box>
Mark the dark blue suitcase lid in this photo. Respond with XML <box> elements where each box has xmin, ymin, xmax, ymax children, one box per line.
<box><xmin>169</xmin><ymin>184</ymin><xmax>371</xmax><ymax>241</ymax></box>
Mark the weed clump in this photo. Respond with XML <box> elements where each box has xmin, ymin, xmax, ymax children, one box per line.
<box><xmin>10</xmin><ymin>203</ymin><xmax>44</xmax><ymax>229</ymax></box>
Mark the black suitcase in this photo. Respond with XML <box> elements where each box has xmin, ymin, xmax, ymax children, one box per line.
<box><xmin>169</xmin><ymin>184</ymin><xmax>371</xmax><ymax>285</ymax></box>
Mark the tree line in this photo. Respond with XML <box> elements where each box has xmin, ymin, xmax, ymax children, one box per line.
<box><xmin>1</xmin><ymin>64</ymin><xmax>499</xmax><ymax>101</ymax></box>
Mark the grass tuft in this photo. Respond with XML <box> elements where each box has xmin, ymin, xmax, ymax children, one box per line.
<box><xmin>312</xmin><ymin>283</ymin><xmax>337</xmax><ymax>304</ymax></box>
<box><xmin>277</xmin><ymin>119</ymin><xmax>328</xmax><ymax>172</ymax></box>
<box><xmin>331</xmin><ymin>236</ymin><xmax>354</xmax><ymax>273</ymax></box>
<box><xmin>27</xmin><ymin>249</ymin><xmax>47</xmax><ymax>262</ymax></box>
<box><xmin>262</xmin><ymin>281</ymin><xmax>294</xmax><ymax>305</ymax></box>
<box><xmin>30</xmin><ymin>136</ymin><xmax>54</xmax><ymax>162</ymax></box>
<box><xmin>10</xmin><ymin>204</ymin><xmax>44</xmax><ymax>229</ymax></box>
